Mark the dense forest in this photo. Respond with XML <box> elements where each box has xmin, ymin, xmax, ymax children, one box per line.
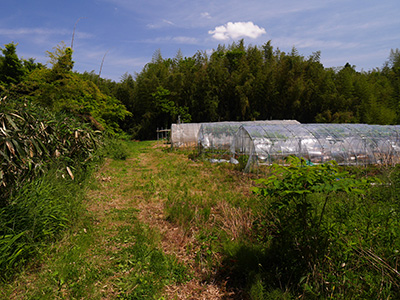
<box><xmin>1</xmin><ymin>40</ymin><xmax>400</xmax><ymax>140</ymax></box>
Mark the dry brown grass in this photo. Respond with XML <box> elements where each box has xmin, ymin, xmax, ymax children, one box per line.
<box><xmin>215</xmin><ymin>201</ymin><xmax>254</xmax><ymax>241</ymax></box>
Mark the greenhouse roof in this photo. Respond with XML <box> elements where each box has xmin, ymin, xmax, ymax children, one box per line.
<box><xmin>232</xmin><ymin>123</ymin><xmax>400</xmax><ymax>170</ymax></box>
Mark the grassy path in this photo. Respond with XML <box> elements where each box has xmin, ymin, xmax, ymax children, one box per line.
<box><xmin>2</xmin><ymin>141</ymin><xmax>255</xmax><ymax>299</ymax></box>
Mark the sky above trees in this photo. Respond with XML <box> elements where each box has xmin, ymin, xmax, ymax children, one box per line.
<box><xmin>1</xmin><ymin>0</ymin><xmax>399</xmax><ymax>81</ymax></box>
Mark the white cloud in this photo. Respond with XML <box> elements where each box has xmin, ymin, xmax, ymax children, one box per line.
<box><xmin>0</xmin><ymin>27</ymin><xmax>93</xmax><ymax>44</ymax></box>
<box><xmin>208</xmin><ymin>21</ymin><xmax>266</xmax><ymax>41</ymax></box>
<box><xmin>273</xmin><ymin>36</ymin><xmax>360</xmax><ymax>51</ymax></box>
<box><xmin>147</xmin><ymin>19</ymin><xmax>175</xmax><ymax>29</ymax></box>
<box><xmin>172</xmin><ymin>36</ymin><xmax>199</xmax><ymax>44</ymax></box>
<box><xmin>201</xmin><ymin>12</ymin><xmax>211</xmax><ymax>19</ymax></box>
<box><xmin>163</xmin><ymin>19</ymin><xmax>174</xmax><ymax>26</ymax></box>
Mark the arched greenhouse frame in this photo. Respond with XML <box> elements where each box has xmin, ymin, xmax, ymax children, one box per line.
<box><xmin>231</xmin><ymin>123</ymin><xmax>400</xmax><ymax>172</ymax></box>
<box><xmin>197</xmin><ymin>120</ymin><xmax>300</xmax><ymax>153</ymax></box>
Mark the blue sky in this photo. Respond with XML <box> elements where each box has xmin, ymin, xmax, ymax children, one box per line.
<box><xmin>1</xmin><ymin>0</ymin><xmax>399</xmax><ymax>82</ymax></box>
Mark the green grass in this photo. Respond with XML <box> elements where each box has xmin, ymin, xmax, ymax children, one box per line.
<box><xmin>0</xmin><ymin>140</ymin><xmax>192</xmax><ymax>299</ymax></box>
<box><xmin>113</xmin><ymin>222</ymin><xmax>191</xmax><ymax>299</ymax></box>
<box><xmin>0</xmin><ymin>168</ymin><xmax>89</xmax><ymax>282</ymax></box>
<box><xmin>230</xmin><ymin>162</ymin><xmax>400</xmax><ymax>299</ymax></box>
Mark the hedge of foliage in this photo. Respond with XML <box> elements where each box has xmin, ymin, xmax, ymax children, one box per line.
<box><xmin>0</xmin><ymin>95</ymin><xmax>102</xmax><ymax>280</ymax></box>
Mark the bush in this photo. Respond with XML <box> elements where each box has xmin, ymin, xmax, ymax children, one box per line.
<box><xmin>0</xmin><ymin>96</ymin><xmax>103</xmax><ymax>281</ymax></box>
<box><xmin>0</xmin><ymin>97</ymin><xmax>102</xmax><ymax>206</ymax></box>
<box><xmin>245</xmin><ymin>157</ymin><xmax>400</xmax><ymax>298</ymax></box>
<box><xmin>102</xmin><ymin>137</ymin><xmax>130</xmax><ymax>160</ymax></box>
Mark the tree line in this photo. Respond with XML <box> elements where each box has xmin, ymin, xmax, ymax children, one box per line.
<box><xmin>1</xmin><ymin>40</ymin><xmax>400</xmax><ymax>140</ymax></box>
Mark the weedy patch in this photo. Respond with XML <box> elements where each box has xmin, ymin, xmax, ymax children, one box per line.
<box><xmin>10</xmin><ymin>141</ymin><xmax>399</xmax><ymax>299</ymax></box>
<box><xmin>240</xmin><ymin>157</ymin><xmax>400</xmax><ymax>298</ymax></box>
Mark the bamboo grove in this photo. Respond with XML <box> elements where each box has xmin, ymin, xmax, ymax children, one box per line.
<box><xmin>101</xmin><ymin>40</ymin><xmax>400</xmax><ymax>140</ymax></box>
<box><xmin>1</xmin><ymin>41</ymin><xmax>131</xmax><ymax>203</ymax></box>
<box><xmin>1</xmin><ymin>40</ymin><xmax>400</xmax><ymax>192</ymax></box>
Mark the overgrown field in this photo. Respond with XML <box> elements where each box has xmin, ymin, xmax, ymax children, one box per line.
<box><xmin>2</xmin><ymin>140</ymin><xmax>400</xmax><ymax>299</ymax></box>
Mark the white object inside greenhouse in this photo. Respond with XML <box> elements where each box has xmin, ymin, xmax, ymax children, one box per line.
<box><xmin>232</xmin><ymin>123</ymin><xmax>400</xmax><ymax>172</ymax></box>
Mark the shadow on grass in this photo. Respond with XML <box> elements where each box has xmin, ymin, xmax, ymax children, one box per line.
<box><xmin>215</xmin><ymin>242</ymin><xmax>297</xmax><ymax>300</ymax></box>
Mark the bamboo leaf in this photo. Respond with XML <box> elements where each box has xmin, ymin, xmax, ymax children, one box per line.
<box><xmin>0</xmin><ymin>149</ymin><xmax>11</xmax><ymax>163</ymax></box>
<box><xmin>0</xmin><ymin>127</ymin><xmax>9</xmax><ymax>136</ymax></box>
<box><xmin>11</xmin><ymin>139</ymin><xmax>24</xmax><ymax>157</ymax></box>
<box><xmin>30</xmin><ymin>139</ymin><xmax>42</xmax><ymax>155</ymax></box>
<box><xmin>9</xmin><ymin>112</ymin><xmax>25</xmax><ymax>121</ymax></box>
<box><xmin>5</xmin><ymin>140</ymin><xmax>16</xmax><ymax>156</ymax></box>
<box><xmin>5</xmin><ymin>115</ymin><xmax>19</xmax><ymax>131</ymax></box>
<box><xmin>66</xmin><ymin>166</ymin><xmax>74</xmax><ymax>180</ymax></box>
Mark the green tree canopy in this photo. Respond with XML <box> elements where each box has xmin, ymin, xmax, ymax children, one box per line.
<box><xmin>9</xmin><ymin>43</ymin><xmax>130</xmax><ymax>134</ymax></box>
<box><xmin>0</xmin><ymin>42</ymin><xmax>26</xmax><ymax>88</ymax></box>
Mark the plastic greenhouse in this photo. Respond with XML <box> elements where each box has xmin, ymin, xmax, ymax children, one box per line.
<box><xmin>198</xmin><ymin>120</ymin><xmax>300</xmax><ymax>151</ymax></box>
<box><xmin>231</xmin><ymin>123</ymin><xmax>400</xmax><ymax>172</ymax></box>
<box><xmin>171</xmin><ymin>123</ymin><xmax>202</xmax><ymax>148</ymax></box>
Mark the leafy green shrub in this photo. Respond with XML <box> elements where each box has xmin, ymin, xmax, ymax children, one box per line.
<box><xmin>246</xmin><ymin>157</ymin><xmax>400</xmax><ymax>298</ymax></box>
<box><xmin>0</xmin><ymin>95</ymin><xmax>103</xmax><ymax>281</ymax></box>
<box><xmin>234</xmin><ymin>154</ymin><xmax>249</xmax><ymax>171</ymax></box>
<box><xmin>9</xmin><ymin>42</ymin><xmax>131</xmax><ymax>135</ymax></box>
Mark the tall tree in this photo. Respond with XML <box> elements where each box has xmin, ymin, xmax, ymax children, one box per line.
<box><xmin>16</xmin><ymin>43</ymin><xmax>130</xmax><ymax>134</ymax></box>
<box><xmin>385</xmin><ymin>49</ymin><xmax>400</xmax><ymax>121</ymax></box>
<box><xmin>0</xmin><ymin>43</ymin><xmax>26</xmax><ymax>87</ymax></box>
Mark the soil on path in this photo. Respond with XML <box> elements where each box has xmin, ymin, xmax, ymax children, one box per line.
<box><xmin>86</xmin><ymin>141</ymin><xmax>247</xmax><ymax>299</ymax></box>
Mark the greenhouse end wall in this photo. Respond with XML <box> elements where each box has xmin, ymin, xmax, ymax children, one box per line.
<box><xmin>171</xmin><ymin>123</ymin><xmax>202</xmax><ymax>148</ymax></box>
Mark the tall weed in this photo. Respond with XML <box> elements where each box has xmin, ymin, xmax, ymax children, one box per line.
<box><xmin>0</xmin><ymin>168</ymin><xmax>87</xmax><ymax>281</ymax></box>
<box><xmin>0</xmin><ymin>96</ymin><xmax>102</xmax><ymax>205</ymax></box>
<box><xmin>101</xmin><ymin>136</ymin><xmax>130</xmax><ymax>160</ymax></box>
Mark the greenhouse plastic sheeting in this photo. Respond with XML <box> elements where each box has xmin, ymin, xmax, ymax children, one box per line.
<box><xmin>171</xmin><ymin>123</ymin><xmax>202</xmax><ymax>148</ymax></box>
<box><xmin>232</xmin><ymin>123</ymin><xmax>400</xmax><ymax>172</ymax></box>
<box><xmin>198</xmin><ymin>120</ymin><xmax>300</xmax><ymax>150</ymax></box>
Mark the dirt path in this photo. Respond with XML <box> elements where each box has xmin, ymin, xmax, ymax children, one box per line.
<box><xmin>85</xmin><ymin>141</ymin><xmax>239</xmax><ymax>299</ymax></box>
